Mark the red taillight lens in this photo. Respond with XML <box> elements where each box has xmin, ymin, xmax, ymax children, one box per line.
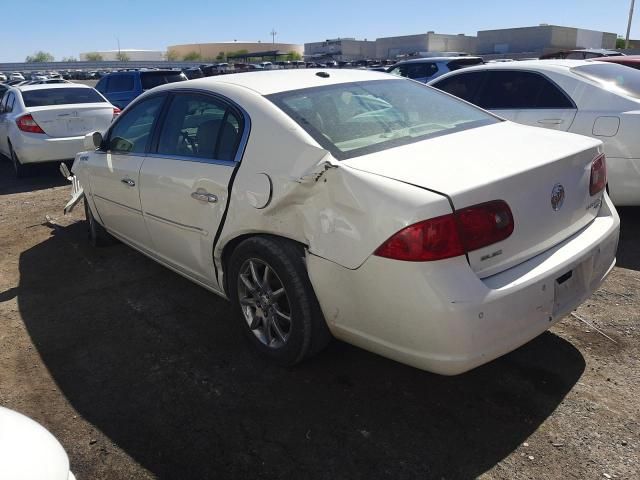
<box><xmin>16</xmin><ymin>114</ymin><xmax>44</xmax><ymax>134</ymax></box>
<box><xmin>456</xmin><ymin>200</ymin><xmax>514</xmax><ymax>252</ymax></box>
<box><xmin>374</xmin><ymin>214</ymin><xmax>464</xmax><ymax>261</ymax></box>
<box><xmin>112</xmin><ymin>106</ymin><xmax>121</xmax><ymax>118</ymax></box>
<box><xmin>374</xmin><ymin>200</ymin><xmax>514</xmax><ymax>262</ymax></box>
<box><xmin>590</xmin><ymin>154</ymin><xmax>606</xmax><ymax>196</ymax></box>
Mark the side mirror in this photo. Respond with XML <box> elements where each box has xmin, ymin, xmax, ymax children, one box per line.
<box><xmin>84</xmin><ymin>131</ymin><xmax>102</xmax><ymax>150</ymax></box>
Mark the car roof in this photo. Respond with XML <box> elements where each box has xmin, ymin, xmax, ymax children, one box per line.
<box><xmin>393</xmin><ymin>56</ymin><xmax>482</xmax><ymax>64</ymax></box>
<box><xmin>435</xmin><ymin>59</ymin><xmax>595</xmax><ymax>73</ymax></box>
<box><xmin>593</xmin><ymin>55</ymin><xmax>640</xmax><ymax>64</ymax></box>
<box><xmin>18</xmin><ymin>83</ymin><xmax>92</xmax><ymax>92</ymax></box>
<box><xmin>171</xmin><ymin>69</ymin><xmax>395</xmax><ymax>95</ymax></box>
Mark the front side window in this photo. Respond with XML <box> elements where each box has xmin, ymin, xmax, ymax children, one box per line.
<box><xmin>572</xmin><ymin>63</ymin><xmax>640</xmax><ymax>99</ymax></box>
<box><xmin>108</xmin><ymin>95</ymin><xmax>165</xmax><ymax>154</ymax></box>
<box><xmin>107</xmin><ymin>75</ymin><xmax>134</xmax><ymax>93</ymax></box>
<box><xmin>269</xmin><ymin>79</ymin><xmax>498</xmax><ymax>160</ymax></box>
<box><xmin>156</xmin><ymin>94</ymin><xmax>241</xmax><ymax>161</ymax></box>
<box><xmin>473</xmin><ymin>71</ymin><xmax>574</xmax><ymax>109</ymax></box>
<box><xmin>21</xmin><ymin>88</ymin><xmax>106</xmax><ymax>107</ymax></box>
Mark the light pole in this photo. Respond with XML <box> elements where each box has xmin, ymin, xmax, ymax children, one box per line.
<box><xmin>626</xmin><ymin>0</ymin><xmax>636</xmax><ymax>49</ymax></box>
<box><xmin>270</xmin><ymin>29</ymin><xmax>277</xmax><ymax>46</ymax></box>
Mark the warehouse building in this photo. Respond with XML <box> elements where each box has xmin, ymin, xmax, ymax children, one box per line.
<box><xmin>375</xmin><ymin>32</ymin><xmax>477</xmax><ymax>59</ymax></box>
<box><xmin>167</xmin><ymin>42</ymin><xmax>303</xmax><ymax>61</ymax></box>
<box><xmin>304</xmin><ymin>38</ymin><xmax>376</xmax><ymax>62</ymax></box>
<box><xmin>477</xmin><ymin>24</ymin><xmax>617</xmax><ymax>56</ymax></box>
<box><xmin>79</xmin><ymin>49</ymin><xmax>164</xmax><ymax>61</ymax></box>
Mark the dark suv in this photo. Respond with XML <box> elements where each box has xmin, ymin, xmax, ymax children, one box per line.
<box><xmin>95</xmin><ymin>70</ymin><xmax>187</xmax><ymax>109</ymax></box>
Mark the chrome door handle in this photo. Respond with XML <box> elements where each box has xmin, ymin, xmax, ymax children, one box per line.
<box><xmin>121</xmin><ymin>178</ymin><xmax>135</xmax><ymax>187</ymax></box>
<box><xmin>538</xmin><ymin>119</ymin><xmax>564</xmax><ymax>125</ymax></box>
<box><xmin>191</xmin><ymin>191</ymin><xmax>218</xmax><ymax>203</ymax></box>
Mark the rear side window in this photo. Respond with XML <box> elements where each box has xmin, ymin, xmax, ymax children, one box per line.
<box><xmin>156</xmin><ymin>93</ymin><xmax>241</xmax><ymax>161</ymax></box>
<box><xmin>107</xmin><ymin>75</ymin><xmax>134</xmax><ymax>93</ymax></box>
<box><xmin>447</xmin><ymin>58</ymin><xmax>484</xmax><ymax>71</ymax></box>
<box><xmin>141</xmin><ymin>72</ymin><xmax>186</xmax><ymax>91</ymax></box>
<box><xmin>95</xmin><ymin>77</ymin><xmax>107</xmax><ymax>93</ymax></box>
<box><xmin>432</xmin><ymin>71</ymin><xmax>486</xmax><ymax>103</ymax></box>
<box><xmin>406</xmin><ymin>63</ymin><xmax>438</xmax><ymax>80</ymax></box>
<box><xmin>5</xmin><ymin>92</ymin><xmax>15</xmax><ymax>112</ymax></box>
<box><xmin>474</xmin><ymin>71</ymin><xmax>574</xmax><ymax>109</ymax></box>
<box><xmin>21</xmin><ymin>88</ymin><xmax>106</xmax><ymax>107</ymax></box>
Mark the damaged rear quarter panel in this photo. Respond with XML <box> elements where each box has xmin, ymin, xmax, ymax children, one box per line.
<box><xmin>216</xmin><ymin>88</ymin><xmax>452</xmax><ymax>271</ymax></box>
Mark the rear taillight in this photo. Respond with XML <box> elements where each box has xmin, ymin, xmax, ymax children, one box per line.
<box><xmin>590</xmin><ymin>154</ymin><xmax>606</xmax><ymax>196</ymax></box>
<box><xmin>16</xmin><ymin>114</ymin><xmax>44</xmax><ymax>134</ymax></box>
<box><xmin>112</xmin><ymin>107</ymin><xmax>121</xmax><ymax>119</ymax></box>
<box><xmin>374</xmin><ymin>200</ymin><xmax>514</xmax><ymax>262</ymax></box>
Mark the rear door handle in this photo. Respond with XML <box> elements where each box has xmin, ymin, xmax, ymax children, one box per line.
<box><xmin>121</xmin><ymin>178</ymin><xmax>135</xmax><ymax>187</ymax></box>
<box><xmin>538</xmin><ymin>119</ymin><xmax>564</xmax><ymax>125</ymax></box>
<box><xmin>191</xmin><ymin>191</ymin><xmax>218</xmax><ymax>203</ymax></box>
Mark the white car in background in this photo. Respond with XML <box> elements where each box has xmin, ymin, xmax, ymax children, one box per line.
<box><xmin>0</xmin><ymin>406</ymin><xmax>76</xmax><ymax>479</ymax></box>
<box><xmin>9</xmin><ymin>72</ymin><xmax>25</xmax><ymax>81</ymax></box>
<box><xmin>0</xmin><ymin>84</ymin><xmax>118</xmax><ymax>177</ymax></box>
<box><xmin>429</xmin><ymin>59</ymin><xmax>640</xmax><ymax>206</ymax></box>
<box><xmin>65</xmin><ymin>69</ymin><xmax>618</xmax><ymax>375</ymax></box>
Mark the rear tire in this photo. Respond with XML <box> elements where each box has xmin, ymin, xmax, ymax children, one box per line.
<box><xmin>10</xmin><ymin>145</ymin><xmax>31</xmax><ymax>179</ymax></box>
<box><xmin>228</xmin><ymin>236</ymin><xmax>332</xmax><ymax>366</ymax></box>
<box><xmin>84</xmin><ymin>198</ymin><xmax>116</xmax><ymax>247</ymax></box>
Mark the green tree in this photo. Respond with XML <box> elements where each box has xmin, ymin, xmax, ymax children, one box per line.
<box><xmin>116</xmin><ymin>51</ymin><xmax>130</xmax><ymax>61</ymax></box>
<box><xmin>61</xmin><ymin>56</ymin><xmax>77</xmax><ymax>62</ymax></box>
<box><xmin>25</xmin><ymin>51</ymin><xmax>54</xmax><ymax>63</ymax></box>
<box><xmin>84</xmin><ymin>52</ymin><xmax>104</xmax><ymax>61</ymax></box>
<box><xmin>166</xmin><ymin>49</ymin><xmax>179</xmax><ymax>61</ymax></box>
<box><xmin>616</xmin><ymin>37</ymin><xmax>626</xmax><ymax>49</ymax></box>
<box><xmin>183</xmin><ymin>51</ymin><xmax>202</xmax><ymax>61</ymax></box>
<box><xmin>286</xmin><ymin>51</ymin><xmax>302</xmax><ymax>61</ymax></box>
<box><xmin>216</xmin><ymin>51</ymin><xmax>226</xmax><ymax>61</ymax></box>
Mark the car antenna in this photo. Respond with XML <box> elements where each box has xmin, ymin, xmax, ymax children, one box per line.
<box><xmin>316</xmin><ymin>71</ymin><xmax>330</xmax><ymax>78</ymax></box>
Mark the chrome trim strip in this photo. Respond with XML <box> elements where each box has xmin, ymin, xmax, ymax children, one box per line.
<box><xmin>145</xmin><ymin>153</ymin><xmax>236</xmax><ymax>167</ymax></box>
<box><xmin>144</xmin><ymin>211</ymin><xmax>207</xmax><ymax>235</ymax></box>
<box><xmin>93</xmin><ymin>194</ymin><xmax>142</xmax><ymax>214</ymax></box>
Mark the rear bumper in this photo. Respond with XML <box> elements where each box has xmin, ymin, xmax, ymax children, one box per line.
<box><xmin>12</xmin><ymin>132</ymin><xmax>84</xmax><ymax>164</ymax></box>
<box><xmin>607</xmin><ymin>157</ymin><xmax>640</xmax><ymax>206</ymax></box>
<box><xmin>307</xmin><ymin>194</ymin><xmax>620</xmax><ymax>375</ymax></box>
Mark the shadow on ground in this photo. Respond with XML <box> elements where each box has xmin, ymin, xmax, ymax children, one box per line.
<box><xmin>617</xmin><ymin>207</ymin><xmax>640</xmax><ymax>271</ymax></box>
<box><xmin>15</xmin><ymin>220</ymin><xmax>585</xmax><ymax>479</ymax></box>
<box><xmin>0</xmin><ymin>157</ymin><xmax>68</xmax><ymax>195</ymax></box>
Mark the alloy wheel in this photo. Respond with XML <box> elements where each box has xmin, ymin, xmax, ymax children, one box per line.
<box><xmin>237</xmin><ymin>258</ymin><xmax>292</xmax><ymax>349</ymax></box>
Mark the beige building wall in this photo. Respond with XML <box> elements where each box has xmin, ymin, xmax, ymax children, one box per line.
<box><xmin>168</xmin><ymin>42</ymin><xmax>303</xmax><ymax>61</ymax></box>
<box><xmin>375</xmin><ymin>32</ymin><xmax>477</xmax><ymax>58</ymax></box>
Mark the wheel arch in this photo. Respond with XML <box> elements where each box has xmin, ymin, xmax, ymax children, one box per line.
<box><xmin>219</xmin><ymin>233</ymin><xmax>308</xmax><ymax>297</ymax></box>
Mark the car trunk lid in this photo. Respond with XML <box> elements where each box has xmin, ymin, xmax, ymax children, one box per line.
<box><xmin>344</xmin><ymin>121</ymin><xmax>604</xmax><ymax>278</ymax></box>
<box><xmin>27</xmin><ymin>104</ymin><xmax>113</xmax><ymax>138</ymax></box>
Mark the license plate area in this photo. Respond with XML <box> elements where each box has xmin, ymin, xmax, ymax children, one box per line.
<box><xmin>553</xmin><ymin>255</ymin><xmax>593</xmax><ymax>316</ymax></box>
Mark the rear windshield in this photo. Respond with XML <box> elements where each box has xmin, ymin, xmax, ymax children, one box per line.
<box><xmin>572</xmin><ymin>63</ymin><xmax>640</xmax><ymax>99</ymax></box>
<box><xmin>141</xmin><ymin>71</ymin><xmax>186</xmax><ymax>90</ymax></box>
<box><xmin>22</xmin><ymin>88</ymin><xmax>106</xmax><ymax>107</ymax></box>
<box><xmin>268</xmin><ymin>79</ymin><xmax>498</xmax><ymax>160</ymax></box>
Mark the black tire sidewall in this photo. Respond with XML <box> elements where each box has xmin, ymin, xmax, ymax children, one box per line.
<box><xmin>229</xmin><ymin>237</ymin><xmax>313</xmax><ymax>366</ymax></box>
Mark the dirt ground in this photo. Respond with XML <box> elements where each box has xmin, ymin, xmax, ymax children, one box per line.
<box><xmin>0</xmin><ymin>158</ymin><xmax>638</xmax><ymax>480</ymax></box>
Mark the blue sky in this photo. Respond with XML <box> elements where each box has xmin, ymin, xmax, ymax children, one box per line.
<box><xmin>3</xmin><ymin>0</ymin><xmax>638</xmax><ymax>62</ymax></box>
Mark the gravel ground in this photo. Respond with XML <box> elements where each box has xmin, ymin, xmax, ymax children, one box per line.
<box><xmin>0</xmin><ymin>159</ymin><xmax>638</xmax><ymax>479</ymax></box>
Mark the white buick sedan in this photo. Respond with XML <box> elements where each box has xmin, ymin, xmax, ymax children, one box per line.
<box><xmin>65</xmin><ymin>69</ymin><xmax>619</xmax><ymax>375</ymax></box>
<box><xmin>0</xmin><ymin>84</ymin><xmax>118</xmax><ymax>177</ymax></box>
<box><xmin>429</xmin><ymin>60</ymin><xmax>640</xmax><ymax>206</ymax></box>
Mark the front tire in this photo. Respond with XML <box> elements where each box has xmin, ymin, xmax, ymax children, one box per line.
<box><xmin>84</xmin><ymin>198</ymin><xmax>116</xmax><ymax>247</ymax></box>
<box><xmin>228</xmin><ymin>236</ymin><xmax>331</xmax><ymax>366</ymax></box>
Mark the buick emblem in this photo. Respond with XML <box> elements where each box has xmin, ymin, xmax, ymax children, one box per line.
<box><xmin>551</xmin><ymin>184</ymin><xmax>565</xmax><ymax>211</ymax></box>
